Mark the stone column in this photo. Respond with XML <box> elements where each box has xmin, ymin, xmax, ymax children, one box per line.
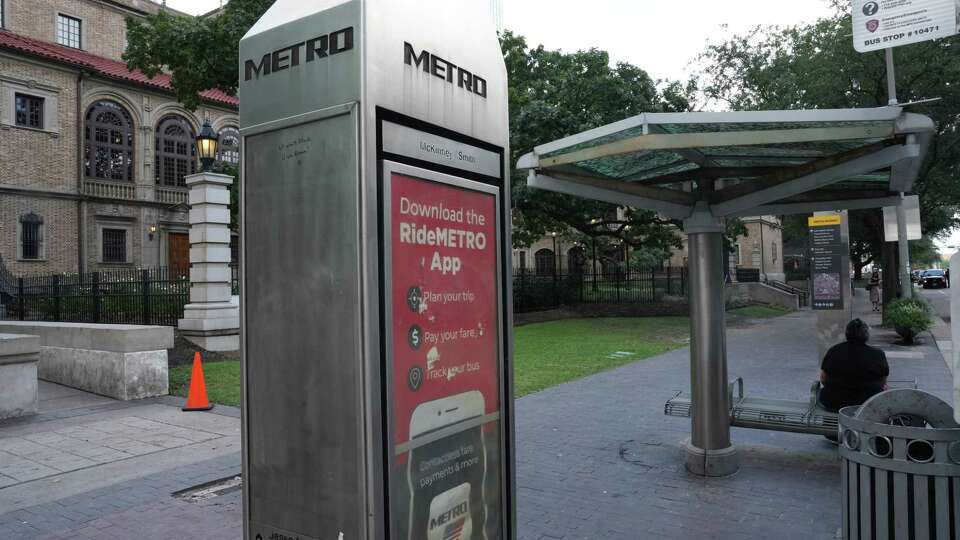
<box><xmin>178</xmin><ymin>172</ymin><xmax>239</xmax><ymax>351</ymax></box>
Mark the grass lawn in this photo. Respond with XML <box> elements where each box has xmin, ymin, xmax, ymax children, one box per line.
<box><xmin>728</xmin><ymin>304</ymin><xmax>791</xmax><ymax>319</ymax></box>
<box><xmin>169</xmin><ymin>360</ymin><xmax>242</xmax><ymax>407</ymax></box>
<box><xmin>513</xmin><ymin>317</ymin><xmax>689</xmax><ymax>397</ymax></box>
<box><xmin>170</xmin><ymin>317</ymin><xmax>691</xmax><ymax>404</ymax></box>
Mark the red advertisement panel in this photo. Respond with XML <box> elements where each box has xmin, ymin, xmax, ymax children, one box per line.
<box><xmin>388</xmin><ymin>171</ymin><xmax>502</xmax><ymax>540</ymax></box>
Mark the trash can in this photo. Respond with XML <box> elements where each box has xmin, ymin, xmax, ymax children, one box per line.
<box><xmin>838</xmin><ymin>389</ymin><xmax>960</xmax><ymax>540</ymax></box>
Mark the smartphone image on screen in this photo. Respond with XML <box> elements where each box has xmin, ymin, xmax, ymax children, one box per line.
<box><xmin>406</xmin><ymin>391</ymin><xmax>487</xmax><ymax>540</ymax></box>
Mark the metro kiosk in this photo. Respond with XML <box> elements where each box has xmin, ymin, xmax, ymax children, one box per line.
<box><xmin>238</xmin><ymin>2</ymin><xmax>514</xmax><ymax>539</ymax></box>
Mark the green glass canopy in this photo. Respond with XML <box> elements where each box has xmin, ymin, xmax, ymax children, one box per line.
<box><xmin>516</xmin><ymin>107</ymin><xmax>934</xmax><ymax>219</ymax></box>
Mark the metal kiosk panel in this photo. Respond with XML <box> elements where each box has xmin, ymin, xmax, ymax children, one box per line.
<box><xmin>244</xmin><ymin>106</ymin><xmax>363</xmax><ymax>539</ymax></box>
<box><xmin>239</xmin><ymin>0</ymin><xmax>513</xmax><ymax>538</ymax></box>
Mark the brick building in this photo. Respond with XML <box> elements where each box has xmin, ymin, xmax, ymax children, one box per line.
<box><xmin>0</xmin><ymin>0</ymin><xmax>239</xmax><ymax>278</ymax></box>
<box><xmin>513</xmin><ymin>213</ymin><xmax>784</xmax><ymax>281</ymax></box>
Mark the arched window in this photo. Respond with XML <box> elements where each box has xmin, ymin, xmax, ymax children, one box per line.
<box><xmin>567</xmin><ymin>247</ymin><xmax>585</xmax><ymax>275</ymax></box>
<box><xmin>85</xmin><ymin>101</ymin><xmax>134</xmax><ymax>181</ymax></box>
<box><xmin>217</xmin><ymin>127</ymin><xmax>240</xmax><ymax>165</ymax></box>
<box><xmin>534</xmin><ymin>248</ymin><xmax>555</xmax><ymax>276</ymax></box>
<box><xmin>155</xmin><ymin>115</ymin><xmax>196</xmax><ymax>187</ymax></box>
<box><xmin>19</xmin><ymin>213</ymin><xmax>44</xmax><ymax>260</ymax></box>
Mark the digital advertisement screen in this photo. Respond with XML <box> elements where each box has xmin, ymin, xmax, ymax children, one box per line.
<box><xmin>386</xmin><ymin>170</ymin><xmax>503</xmax><ymax>540</ymax></box>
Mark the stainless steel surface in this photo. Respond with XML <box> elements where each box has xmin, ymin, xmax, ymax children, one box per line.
<box><xmin>360</xmin><ymin>2</ymin><xmax>512</xmax><ymax>537</ymax></box>
<box><xmin>240</xmin><ymin>0</ymin><xmax>512</xmax><ymax>538</ymax></box>
<box><xmin>687</xmin><ymin>230</ymin><xmax>731</xmax><ymax>452</ymax></box>
<box><xmin>244</xmin><ymin>109</ymin><xmax>364</xmax><ymax>539</ymax></box>
<box><xmin>381</xmin><ymin>122</ymin><xmax>502</xmax><ymax>178</ymax></box>
<box><xmin>838</xmin><ymin>390</ymin><xmax>960</xmax><ymax>539</ymax></box>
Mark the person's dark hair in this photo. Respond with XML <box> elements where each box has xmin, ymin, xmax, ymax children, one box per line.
<box><xmin>846</xmin><ymin>318</ymin><xmax>870</xmax><ymax>343</ymax></box>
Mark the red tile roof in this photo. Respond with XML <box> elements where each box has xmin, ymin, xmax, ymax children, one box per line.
<box><xmin>0</xmin><ymin>29</ymin><xmax>238</xmax><ymax>108</ymax></box>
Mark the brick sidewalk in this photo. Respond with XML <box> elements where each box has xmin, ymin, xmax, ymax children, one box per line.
<box><xmin>1</xmin><ymin>294</ymin><xmax>952</xmax><ymax>539</ymax></box>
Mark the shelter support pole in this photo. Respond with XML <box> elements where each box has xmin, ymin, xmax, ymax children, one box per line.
<box><xmin>896</xmin><ymin>194</ymin><xmax>911</xmax><ymax>299</ymax></box>
<box><xmin>950</xmin><ymin>252</ymin><xmax>960</xmax><ymax>423</ymax></box>
<box><xmin>682</xmin><ymin>207</ymin><xmax>739</xmax><ymax>477</ymax></box>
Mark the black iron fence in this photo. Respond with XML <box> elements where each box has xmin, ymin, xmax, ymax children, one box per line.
<box><xmin>513</xmin><ymin>266</ymin><xmax>687</xmax><ymax>313</ymax></box>
<box><xmin>2</xmin><ymin>267</ymin><xmax>190</xmax><ymax>326</ymax></box>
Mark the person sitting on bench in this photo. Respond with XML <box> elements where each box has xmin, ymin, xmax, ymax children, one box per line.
<box><xmin>818</xmin><ymin>318</ymin><xmax>889</xmax><ymax>412</ymax></box>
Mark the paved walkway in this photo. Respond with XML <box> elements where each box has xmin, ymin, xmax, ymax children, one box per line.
<box><xmin>0</xmin><ymin>291</ymin><xmax>952</xmax><ymax>539</ymax></box>
<box><xmin>0</xmin><ymin>384</ymin><xmax>240</xmax><ymax>539</ymax></box>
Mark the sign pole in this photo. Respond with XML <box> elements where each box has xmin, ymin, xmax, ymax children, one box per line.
<box><xmin>896</xmin><ymin>193</ymin><xmax>912</xmax><ymax>298</ymax></box>
<box><xmin>951</xmin><ymin>251</ymin><xmax>960</xmax><ymax>422</ymax></box>
<box><xmin>885</xmin><ymin>47</ymin><xmax>898</xmax><ymax>106</ymax></box>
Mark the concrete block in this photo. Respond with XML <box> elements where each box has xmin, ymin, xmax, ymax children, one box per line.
<box><xmin>177</xmin><ymin>317</ymin><xmax>240</xmax><ymax>332</ymax></box>
<box><xmin>181</xmin><ymin>302</ymin><xmax>239</xmax><ymax>320</ymax></box>
<box><xmin>0</xmin><ymin>333</ymin><xmax>39</xmax><ymax>420</ymax></box>
<box><xmin>38</xmin><ymin>347</ymin><xmax>168</xmax><ymax>400</ymax></box>
<box><xmin>189</xmin><ymin>186</ymin><xmax>230</xmax><ymax>206</ymax></box>
<box><xmin>190</xmin><ymin>245</ymin><xmax>231</xmax><ymax>264</ymax></box>
<box><xmin>189</xmin><ymin>224</ymin><xmax>231</xmax><ymax>245</ymax></box>
<box><xmin>189</xmin><ymin>284</ymin><xmax>233</xmax><ymax>303</ymax></box>
<box><xmin>189</xmin><ymin>206</ymin><xmax>230</xmax><ymax>225</ymax></box>
<box><xmin>181</xmin><ymin>333</ymin><xmax>239</xmax><ymax>352</ymax></box>
<box><xmin>0</xmin><ymin>333</ymin><xmax>40</xmax><ymax>358</ymax></box>
<box><xmin>0</xmin><ymin>362</ymin><xmax>39</xmax><ymax>420</ymax></box>
<box><xmin>185</xmin><ymin>171</ymin><xmax>234</xmax><ymax>187</ymax></box>
<box><xmin>0</xmin><ymin>322</ymin><xmax>174</xmax><ymax>353</ymax></box>
<box><xmin>190</xmin><ymin>264</ymin><xmax>233</xmax><ymax>284</ymax></box>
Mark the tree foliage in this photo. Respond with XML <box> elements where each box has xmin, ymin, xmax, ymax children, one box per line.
<box><xmin>502</xmin><ymin>31</ymin><xmax>699</xmax><ymax>252</ymax></box>
<box><xmin>124</xmin><ymin>0</ymin><xmax>274</xmax><ymax>110</ymax></box>
<box><xmin>699</xmin><ymin>3</ymin><xmax>960</xmax><ymax>263</ymax></box>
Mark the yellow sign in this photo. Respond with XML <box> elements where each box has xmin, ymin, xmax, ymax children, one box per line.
<box><xmin>808</xmin><ymin>215</ymin><xmax>842</xmax><ymax>227</ymax></box>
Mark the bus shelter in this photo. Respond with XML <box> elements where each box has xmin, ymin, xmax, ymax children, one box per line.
<box><xmin>516</xmin><ymin>106</ymin><xmax>934</xmax><ymax>476</ymax></box>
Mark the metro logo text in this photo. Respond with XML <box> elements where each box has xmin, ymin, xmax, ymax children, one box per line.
<box><xmin>244</xmin><ymin>27</ymin><xmax>354</xmax><ymax>81</ymax></box>
<box><xmin>404</xmin><ymin>42</ymin><xmax>487</xmax><ymax>98</ymax></box>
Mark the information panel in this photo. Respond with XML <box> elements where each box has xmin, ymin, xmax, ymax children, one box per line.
<box><xmin>809</xmin><ymin>215</ymin><xmax>845</xmax><ymax>311</ymax></box>
<box><xmin>852</xmin><ymin>0</ymin><xmax>958</xmax><ymax>53</ymax></box>
<box><xmin>385</xmin><ymin>165</ymin><xmax>503</xmax><ymax>540</ymax></box>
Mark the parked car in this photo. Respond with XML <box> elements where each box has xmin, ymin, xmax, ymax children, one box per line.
<box><xmin>920</xmin><ymin>269</ymin><xmax>947</xmax><ymax>288</ymax></box>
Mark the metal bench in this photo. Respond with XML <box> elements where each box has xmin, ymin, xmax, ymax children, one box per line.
<box><xmin>665</xmin><ymin>377</ymin><xmax>839</xmax><ymax>436</ymax></box>
<box><xmin>665</xmin><ymin>378</ymin><xmax>918</xmax><ymax>437</ymax></box>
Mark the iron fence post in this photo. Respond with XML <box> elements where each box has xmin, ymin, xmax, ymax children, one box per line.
<box><xmin>681</xmin><ymin>267</ymin><xmax>686</xmax><ymax>297</ymax></box>
<box><xmin>616</xmin><ymin>266</ymin><xmax>621</xmax><ymax>302</ymax></box>
<box><xmin>92</xmin><ymin>272</ymin><xmax>101</xmax><ymax>323</ymax></box>
<box><xmin>651</xmin><ymin>266</ymin><xmax>656</xmax><ymax>301</ymax></box>
<box><xmin>141</xmin><ymin>269</ymin><xmax>150</xmax><ymax>325</ymax></box>
<box><xmin>18</xmin><ymin>277</ymin><xmax>24</xmax><ymax>321</ymax></box>
<box><xmin>667</xmin><ymin>265</ymin><xmax>672</xmax><ymax>296</ymax></box>
<box><xmin>53</xmin><ymin>275</ymin><xmax>61</xmax><ymax>321</ymax></box>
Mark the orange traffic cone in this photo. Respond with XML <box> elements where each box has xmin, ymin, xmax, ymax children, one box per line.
<box><xmin>182</xmin><ymin>352</ymin><xmax>214</xmax><ymax>411</ymax></box>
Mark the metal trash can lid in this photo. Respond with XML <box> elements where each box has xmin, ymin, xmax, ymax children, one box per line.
<box><xmin>853</xmin><ymin>389</ymin><xmax>958</xmax><ymax>428</ymax></box>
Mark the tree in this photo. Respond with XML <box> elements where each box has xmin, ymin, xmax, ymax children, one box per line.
<box><xmin>503</xmin><ymin>31</ymin><xmax>699</xmax><ymax>253</ymax></box>
<box><xmin>909</xmin><ymin>237</ymin><xmax>942</xmax><ymax>269</ymax></box>
<box><xmin>699</xmin><ymin>4</ymin><xmax>960</xmax><ymax>267</ymax></box>
<box><xmin>124</xmin><ymin>0</ymin><xmax>274</xmax><ymax>110</ymax></box>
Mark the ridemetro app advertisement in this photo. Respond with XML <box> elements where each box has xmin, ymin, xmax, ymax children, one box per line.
<box><xmin>387</xmin><ymin>171</ymin><xmax>502</xmax><ymax>540</ymax></box>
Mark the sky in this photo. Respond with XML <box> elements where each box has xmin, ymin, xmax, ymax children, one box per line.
<box><xmin>162</xmin><ymin>0</ymin><xmax>837</xmax><ymax>82</ymax></box>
